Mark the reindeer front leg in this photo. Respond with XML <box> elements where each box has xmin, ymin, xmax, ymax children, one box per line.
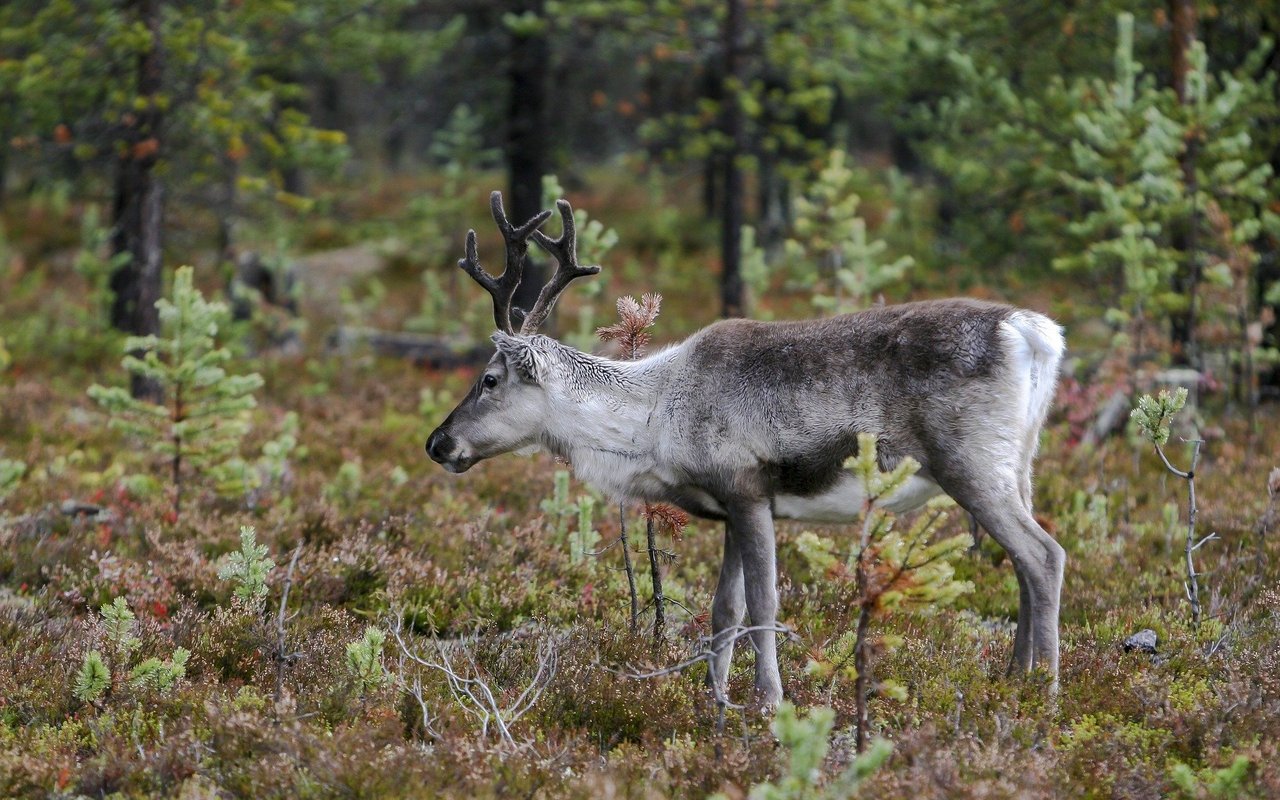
<box><xmin>727</xmin><ymin>500</ymin><xmax>784</xmax><ymax>708</ymax></box>
<box><xmin>708</xmin><ymin>522</ymin><xmax>745</xmax><ymax>703</ymax></box>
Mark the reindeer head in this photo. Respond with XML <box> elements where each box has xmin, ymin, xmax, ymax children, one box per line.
<box><xmin>426</xmin><ymin>191</ymin><xmax>600</xmax><ymax>473</ymax></box>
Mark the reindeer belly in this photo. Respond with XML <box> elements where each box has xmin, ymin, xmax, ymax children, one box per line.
<box><xmin>773</xmin><ymin>473</ymin><xmax>942</xmax><ymax>522</ymax></box>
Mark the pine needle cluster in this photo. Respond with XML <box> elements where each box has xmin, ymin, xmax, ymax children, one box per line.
<box><xmin>595</xmin><ymin>293</ymin><xmax>662</xmax><ymax>360</ymax></box>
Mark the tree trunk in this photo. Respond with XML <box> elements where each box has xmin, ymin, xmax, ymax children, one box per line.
<box><xmin>0</xmin><ymin>132</ymin><xmax>8</xmax><ymax>209</ymax></box>
<box><xmin>1258</xmin><ymin>15</ymin><xmax>1280</xmax><ymax>394</ymax></box>
<box><xmin>506</xmin><ymin>0</ymin><xmax>550</xmax><ymax>323</ymax></box>
<box><xmin>109</xmin><ymin>0</ymin><xmax>165</xmax><ymax>400</ymax></box>
<box><xmin>719</xmin><ymin>0</ymin><xmax>747</xmax><ymax>319</ymax></box>
<box><xmin>1168</xmin><ymin>0</ymin><xmax>1201</xmax><ymax>366</ymax></box>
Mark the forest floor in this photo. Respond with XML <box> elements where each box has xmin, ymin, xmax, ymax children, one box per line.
<box><xmin>1</xmin><ymin>178</ymin><xmax>1279</xmax><ymax>798</ymax></box>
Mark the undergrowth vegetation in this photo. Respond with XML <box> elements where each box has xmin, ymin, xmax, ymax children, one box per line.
<box><xmin>1</xmin><ymin>177</ymin><xmax>1279</xmax><ymax>799</ymax></box>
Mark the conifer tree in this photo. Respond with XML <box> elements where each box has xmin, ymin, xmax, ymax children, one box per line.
<box><xmin>933</xmin><ymin>13</ymin><xmax>1278</xmax><ymax>364</ymax></box>
<box><xmin>89</xmin><ymin>266</ymin><xmax>263</xmax><ymax>516</ymax></box>
<box><xmin>785</xmin><ymin>150</ymin><xmax>914</xmax><ymax>315</ymax></box>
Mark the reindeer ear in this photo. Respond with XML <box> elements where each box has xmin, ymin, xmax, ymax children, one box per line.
<box><xmin>491</xmin><ymin>332</ymin><xmax>544</xmax><ymax>384</ymax></box>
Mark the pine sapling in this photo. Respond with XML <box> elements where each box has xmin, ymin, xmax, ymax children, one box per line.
<box><xmin>129</xmin><ymin>647</ymin><xmax>190</xmax><ymax>693</ymax></box>
<box><xmin>712</xmin><ymin>702</ymin><xmax>892</xmax><ymax>800</ymax></box>
<box><xmin>786</xmin><ymin>150</ymin><xmax>913</xmax><ymax>314</ymax></box>
<box><xmin>73</xmin><ymin>597</ymin><xmax>190</xmax><ymax>705</ymax></box>
<box><xmin>1131</xmin><ymin>388</ymin><xmax>1216</xmax><ymax>627</ymax></box>
<box><xmin>88</xmin><ymin>265</ymin><xmax>264</xmax><ymax>516</ymax></box>
<box><xmin>218</xmin><ymin>525</ymin><xmax>277</xmax><ymax>606</ymax></box>
<box><xmin>801</xmin><ymin>433</ymin><xmax>972</xmax><ymax>752</ymax></box>
<box><xmin>346</xmin><ymin>626</ymin><xmax>389</xmax><ymax>697</ymax></box>
<box><xmin>73</xmin><ymin>650</ymin><xmax>111</xmax><ymax>704</ymax></box>
<box><xmin>102</xmin><ymin>596</ymin><xmax>142</xmax><ymax>664</ymax></box>
<box><xmin>570</xmin><ymin>495</ymin><xmax>600</xmax><ymax>565</ymax></box>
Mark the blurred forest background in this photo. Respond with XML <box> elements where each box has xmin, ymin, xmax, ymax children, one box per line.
<box><xmin>2</xmin><ymin>1</ymin><xmax>1280</xmax><ymax>798</ymax></box>
<box><xmin>1</xmin><ymin>0</ymin><xmax>1278</xmax><ymax>370</ymax></box>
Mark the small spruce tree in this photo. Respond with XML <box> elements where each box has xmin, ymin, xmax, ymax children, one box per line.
<box><xmin>89</xmin><ymin>265</ymin><xmax>264</xmax><ymax>516</ymax></box>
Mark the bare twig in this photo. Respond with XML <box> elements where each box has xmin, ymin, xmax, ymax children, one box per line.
<box><xmin>619</xmin><ymin>506</ymin><xmax>639</xmax><ymax>632</ymax></box>
<box><xmin>273</xmin><ymin>544</ymin><xmax>303</xmax><ymax>708</ymax></box>
<box><xmin>609</xmin><ymin>622</ymin><xmax>798</xmax><ymax>710</ymax></box>
<box><xmin>389</xmin><ymin>614</ymin><xmax>560</xmax><ymax>750</ymax></box>
<box><xmin>646</xmin><ymin>515</ymin><xmax>666</xmax><ymax>642</ymax></box>
<box><xmin>1153</xmin><ymin>437</ymin><xmax>1210</xmax><ymax>627</ymax></box>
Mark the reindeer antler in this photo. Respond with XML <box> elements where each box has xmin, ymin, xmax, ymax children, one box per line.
<box><xmin>458</xmin><ymin>191</ymin><xmax>552</xmax><ymax>334</ymax></box>
<box><xmin>520</xmin><ymin>199</ymin><xmax>602</xmax><ymax>335</ymax></box>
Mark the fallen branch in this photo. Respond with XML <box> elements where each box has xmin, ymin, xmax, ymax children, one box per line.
<box><xmin>327</xmin><ymin>327</ymin><xmax>492</xmax><ymax>369</ymax></box>
<box><xmin>389</xmin><ymin>614</ymin><xmax>560</xmax><ymax>749</ymax></box>
<box><xmin>609</xmin><ymin>622</ymin><xmax>798</xmax><ymax>711</ymax></box>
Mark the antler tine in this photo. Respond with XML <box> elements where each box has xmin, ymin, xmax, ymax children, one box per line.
<box><xmin>521</xmin><ymin>199</ymin><xmax>602</xmax><ymax>335</ymax></box>
<box><xmin>457</xmin><ymin>190</ymin><xmax>553</xmax><ymax>334</ymax></box>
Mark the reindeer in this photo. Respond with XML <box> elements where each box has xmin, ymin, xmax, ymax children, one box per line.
<box><xmin>427</xmin><ymin>191</ymin><xmax>1067</xmax><ymax>706</ymax></box>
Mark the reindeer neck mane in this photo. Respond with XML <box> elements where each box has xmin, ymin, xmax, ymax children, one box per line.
<box><xmin>534</xmin><ymin>339</ymin><xmax>681</xmax><ymax>500</ymax></box>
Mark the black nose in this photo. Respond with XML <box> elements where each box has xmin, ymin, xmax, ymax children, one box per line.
<box><xmin>426</xmin><ymin>430</ymin><xmax>454</xmax><ymax>463</ymax></box>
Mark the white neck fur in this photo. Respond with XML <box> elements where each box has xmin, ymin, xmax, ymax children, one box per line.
<box><xmin>535</xmin><ymin>344</ymin><xmax>680</xmax><ymax>502</ymax></box>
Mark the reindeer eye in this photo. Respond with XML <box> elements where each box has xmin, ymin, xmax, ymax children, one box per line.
<box><xmin>482</xmin><ymin>374</ymin><xmax>498</xmax><ymax>389</ymax></box>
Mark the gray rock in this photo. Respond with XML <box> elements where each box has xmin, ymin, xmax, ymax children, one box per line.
<box><xmin>1122</xmin><ymin>629</ymin><xmax>1158</xmax><ymax>654</ymax></box>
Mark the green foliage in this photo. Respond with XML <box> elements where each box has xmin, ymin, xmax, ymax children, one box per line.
<box><xmin>218</xmin><ymin>526</ymin><xmax>276</xmax><ymax>605</ymax></box>
<box><xmin>213</xmin><ymin>410</ymin><xmax>305</xmax><ymax>505</ymax></box>
<box><xmin>345</xmin><ymin>626</ymin><xmax>388</xmax><ymax>696</ymax></box>
<box><xmin>638</xmin><ymin>2</ymin><xmax>856</xmax><ymax>182</ymax></box>
<box><xmin>571</xmin><ymin>495</ymin><xmax>601</xmax><ymax>566</ymax></box>
<box><xmin>101</xmin><ymin>597</ymin><xmax>142</xmax><ymax>660</ymax></box>
<box><xmin>739</xmin><ymin>225</ymin><xmax>772</xmax><ymax>318</ymax></box>
<box><xmin>803</xmin><ymin>434</ymin><xmax>970</xmax><ymax>725</ymax></box>
<box><xmin>932</xmin><ymin>12</ymin><xmax>1278</xmax><ymax>352</ymax></box>
<box><xmin>541</xmin><ymin>470</ymin><xmax>575</xmax><ymax>546</ymax></box>
<box><xmin>255</xmin><ymin>411</ymin><xmax>302</xmax><ymax>494</ymax></box>
<box><xmin>541</xmin><ymin>175</ymin><xmax>620</xmax><ymax>268</ymax></box>
<box><xmin>1131</xmin><ymin>388</ymin><xmax>1189</xmax><ymax>448</ymax></box>
<box><xmin>418</xmin><ymin>388</ymin><xmax>458</xmax><ymax>425</ymax></box>
<box><xmin>72</xmin><ymin>205</ymin><xmax>129</xmax><ymax>327</ymax></box>
<box><xmin>324</xmin><ymin>460</ymin><xmax>364</xmax><ymax>508</ymax></box>
<box><xmin>430</xmin><ymin>104</ymin><xmax>500</xmax><ymax>176</ymax></box>
<box><xmin>721</xmin><ymin>702</ymin><xmax>891</xmax><ymax>800</ymax></box>
<box><xmin>786</xmin><ymin>150</ymin><xmax>914</xmax><ymax>314</ymax></box>
<box><xmin>88</xmin><ymin>266</ymin><xmax>264</xmax><ymax>513</ymax></box>
<box><xmin>541</xmin><ymin>175</ymin><xmax>618</xmax><ymax>348</ymax></box>
<box><xmin>1169</xmin><ymin>755</ymin><xmax>1252</xmax><ymax>799</ymax></box>
<box><xmin>72</xmin><ymin>650</ymin><xmax>110</xmax><ymax>704</ymax></box>
<box><xmin>539</xmin><ymin>470</ymin><xmax>602</xmax><ymax>565</ymax></box>
<box><xmin>73</xmin><ymin>598</ymin><xmax>190</xmax><ymax>705</ymax></box>
<box><xmin>129</xmin><ymin>647</ymin><xmax>189</xmax><ymax>694</ymax></box>
<box><xmin>0</xmin><ymin>0</ymin><xmax>442</xmax><ymax>230</ymax></box>
<box><xmin>0</xmin><ymin>458</ymin><xmax>26</xmax><ymax>502</ymax></box>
